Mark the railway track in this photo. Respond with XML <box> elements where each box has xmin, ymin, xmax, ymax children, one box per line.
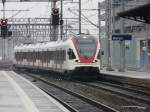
<box><xmin>19</xmin><ymin>72</ymin><xmax>118</xmax><ymax>112</ymax></box>
<box><xmin>16</xmin><ymin>71</ymin><xmax>150</xmax><ymax>112</ymax></box>
<box><xmin>98</xmin><ymin>81</ymin><xmax>150</xmax><ymax>96</ymax></box>
<box><xmin>99</xmin><ymin>74</ymin><xmax>150</xmax><ymax>89</ymax></box>
<box><xmin>103</xmin><ymin>80</ymin><xmax>150</xmax><ymax>93</ymax></box>
<box><xmin>78</xmin><ymin>81</ymin><xmax>150</xmax><ymax>105</ymax></box>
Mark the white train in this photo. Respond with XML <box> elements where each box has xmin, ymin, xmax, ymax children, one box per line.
<box><xmin>14</xmin><ymin>34</ymin><xmax>101</xmax><ymax>78</ymax></box>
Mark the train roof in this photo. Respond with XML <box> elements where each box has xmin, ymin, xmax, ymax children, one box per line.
<box><xmin>14</xmin><ymin>34</ymin><xmax>99</xmax><ymax>52</ymax></box>
<box><xmin>14</xmin><ymin>40</ymin><xmax>69</xmax><ymax>52</ymax></box>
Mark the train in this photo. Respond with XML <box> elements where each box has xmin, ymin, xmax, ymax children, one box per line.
<box><xmin>14</xmin><ymin>34</ymin><xmax>102</xmax><ymax>79</ymax></box>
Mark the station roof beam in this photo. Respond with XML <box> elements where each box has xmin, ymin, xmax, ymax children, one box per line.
<box><xmin>0</xmin><ymin>0</ymin><xmax>59</xmax><ymax>2</ymax></box>
<box><xmin>118</xmin><ymin>3</ymin><xmax>150</xmax><ymax>24</ymax></box>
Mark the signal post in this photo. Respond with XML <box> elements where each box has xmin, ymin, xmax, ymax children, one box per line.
<box><xmin>1</xmin><ymin>0</ymin><xmax>12</xmax><ymax>60</ymax></box>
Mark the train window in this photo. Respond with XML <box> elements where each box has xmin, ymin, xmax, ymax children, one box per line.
<box><xmin>39</xmin><ymin>51</ymin><xmax>42</xmax><ymax>60</ymax></box>
<box><xmin>17</xmin><ymin>52</ymin><xmax>19</xmax><ymax>60</ymax></box>
<box><xmin>97</xmin><ymin>50</ymin><xmax>101</xmax><ymax>59</ymax></box>
<box><xmin>15</xmin><ymin>52</ymin><xmax>18</xmax><ymax>60</ymax></box>
<box><xmin>28</xmin><ymin>52</ymin><xmax>30</xmax><ymax>61</ymax></box>
<box><xmin>57</xmin><ymin>50</ymin><xmax>59</xmax><ymax>60</ymax></box>
<box><xmin>20</xmin><ymin>52</ymin><xmax>23</xmax><ymax>61</ymax></box>
<box><xmin>50</xmin><ymin>51</ymin><xmax>53</xmax><ymax>60</ymax></box>
<box><xmin>41</xmin><ymin>51</ymin><xmax>44</xmax><ymax>62</ymax></box>
<box><xmin>18</xmin><ymin>52</ymin><xmax>20</xmax><ymax>60</ymax></box>
<box><xmin>25</xmin><ymin>52</ymin><xmax>26</xmax><ymax>59</ymax></box>
<box><xmin>21</xmin><ymin>52</ymin><xmax>23</xmax><ymax>59</ymax></box>
<box><xmin>28</xmin><ymin>52</ymin><xmax>31</xmax><ymax>61</ymax></box>
<box><xmin>42</xmin><ymin>51</ymin><xmax>44</xmax><ymax>62</ymax></box>
<box><xmin>33</xmin><ymin>51</ymin><xmax>36</xmax><ymax>62</ymax></box>
<box><xmin>29</xmin><ymin>52</ymin><xmax>31</xmax><ymax>61</ymax></box>
<box><xmin>101</xmin><ymin>51</ymin><xmax>104</xmax><ymax>55</ymax></box>
<box><xmin>45</xmin><ymin>51</ymin><xmax>47</xmax><ymax>62</ymax></box>
<box><xmin>67</xmin><ymin>48</ymin><xmax>76</xmax><ymax>60</ymax></box>
<box><xmin>23</xmin><ymin>52</ymin><xmax>24</xmax><ymax>59</ymax></box>
<box><xmin>37</xmin><ymin>51</ymin><xmax>39</xmax><ymax>60</ymax></box>
<box><xmin>63</xmin><ymin>50</ymin><xmax>66</xmax><ymax>60</ymax></box>
<box><xmin>59</xmin><ymin>50</ymin><xmax>62</xmax><ymax>62</ymax></box>
<box><xmin>44</xmin><ymin>51</ymin><xmax>48</xmax><ymax>62</ymax></box>
<box><xmin>75</xmin><ymin>36</ymin><xmax>96</xmax><ymax>57</ymax></box>
<box><xmin>49</xmin><ymin>51</ymin><xmax>52</xmax><ymax>60</ymax></box>
<box><xmin>47</xmin><ymin>51</ymin><xmax>50</xmax><ymax>60</ymax></box>
<box><xmin>15</xmin><ymin>52</ymin><xmax>16</xmax><ymax>59</ymax></box>
<box><xmin>15</xmin><ymin>52</ymin><xmax>17</xmax><ymax>60</ymax></box>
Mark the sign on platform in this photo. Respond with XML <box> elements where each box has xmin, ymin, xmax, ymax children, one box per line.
<box><xmin>112</xmin><ymin>34</ymin><xmax>132</xmax><ymax>41</ymax></box>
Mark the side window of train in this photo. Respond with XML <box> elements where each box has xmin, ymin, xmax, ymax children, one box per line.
<box><xmin>37</xmin><ymin>51</ymin><xmax>39</xmax><ymax>60</ymax></box>
<box><xmin>60</xmin><ymin>49</ymin><xmax>65</xmax><ymax>61</ymax></box>
<box><xmin>62</xmin><ymin>50</ymin><xmax>65</xmax><ymax>60</ymax></box>
<box><xmin>63</xmin><ymin>50</ymin><xmax>66</xmax><ymax>60</ymax></box>
<box><xmin>67</xmin><ymin>48</ymin><xmax>76</xmax><ymax>60</ymax></box>
<box><xmin>97</xmin><ymin>50</ymin><xmax>104</xmax><ymax>59</ymax></box>
<box><xmin>15</xmin><ymin>52</ymin><xmax>17</xmax><ymax>60</ymax></box>
<box><xmin>45</xmin><ymin>51</ymin><xmax>48</xmax><ymax>62</ymax></box>
<box><xmin>101</xmin><ymin>50</ymin><xmax>104</xmax><ymax>55</ymax></box>
<box><xmin>97</xmin><ymin>50</ymin><xmax>101</xmax><ymax>59</ymax></box>
<box><xmin>15</xmin><ymin>52</ymin><xmax>17</xmax><ymax>59</ymax></box>
<box><xmin>48</xmin><ymin>51</ymin><xmax>51</xmax><ymax>60</ymax></box>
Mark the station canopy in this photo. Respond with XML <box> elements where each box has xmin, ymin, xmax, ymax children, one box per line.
<box><xmin>0</xmin><ymin>0</ymin><xmax>59</xmax><ymax>2</ymax></box>
<box><xmin>118</xmin><ymin>3</ymin><xmax>150</xmax><ymax>24</ymax></box>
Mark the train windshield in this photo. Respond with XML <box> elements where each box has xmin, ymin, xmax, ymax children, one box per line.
<box><xmin>75</xmin><ymin>35</ymin><xmax>97</xmax><ymax>57</ymax></box>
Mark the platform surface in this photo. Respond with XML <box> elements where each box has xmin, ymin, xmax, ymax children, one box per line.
<box><xmin>101</xmin><ymin>68</ymin><xmax>150</xmax><ymax>79</ymax></box>
<box><xmin>0</xmin><ymin>71</ymin><xmax>70</xmax><ymax>112</ymax></box>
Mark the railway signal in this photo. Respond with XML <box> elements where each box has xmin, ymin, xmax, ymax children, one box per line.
<box><xmin>0</xmin><ymin>19</ymin><xmax>12</xmax><ymax>38</ymax></box>
<box><xmin>1</xmin><ymin>19</ymin><xmax>8</xmax><ymax>38</ymax></box>
<box><xmin>52</xmin><ymin>8</ymin><xmax>60</xmax><ymax>25</ymax></box>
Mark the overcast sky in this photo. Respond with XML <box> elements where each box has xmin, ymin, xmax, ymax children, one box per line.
<box><xmin>0</xmin><ymin>0</ymin><xmax>104</xmax><ymax>35</ymax></box>
<box><xmin>0</xmin><ymin>0</ymin><xmax>104</xmax><ymax>18</ymax></box>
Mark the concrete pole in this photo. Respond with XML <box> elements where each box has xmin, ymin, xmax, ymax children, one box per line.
<box><xmin>28</xmin><ymin>18</ymin><xmax>31</xmax><ymax>42</ymax></box>
<box><xmin>98</xmin><ymin>2</ymin><xmax>103</xmax><ymax>69</ymax></box>
<box><xmin>119</xmin><ymin>0</ymin><xmax>125</xmax><ymax>72</ymax></box>
<box><xmin>98</xmin><ymin>3</ymin><xmax>101</xmax><ymax>40</ymax></box>
<box><xmin>79</xmin><ymin>0</ymin><xmax>81</xmax><ymax>34</ymax></box>
<box><xmin>112</xmin><ymin>0</ymin><xmax>115</xmax><ymax>34</ymax></box>
<box><xmin>60</xmin><ymin>0</ymin><xmax>63</xmax><ymax>40</ymax></box>
<box><xmin>146</xmin><ymin>24</ymin><xmax>150</xmax><ymax>71</ymax></box>
<box><xmin>2</xmin><ymin>0</ymin><xmax>5</xmax><ymax>19</ymax></box>
<box><xmin>65</xmin><ymin>19</ymin><xmax>68</xmax><ymax>38</ymax></box>
<box><xmin>106</xmin><ymin>0</ymin><xmax>113</xmax><ymax>71</ymax></box>
<box><xmin>3</xmin><ymin>39</ymin><xmax>5</xmax><ymax>60</ymax></box>
<box><xmin>50</xmin><ymin>17</ymin><xmax>52</xmax><ymax>41</ymax></box>
<box><xmin>51</xmin><ymin>1</ymin><xmax>58</xmax><ymax>41</ymax></box>
<box><xmin>2</xmin><ymin>0</ymin><xmax>6</xmax><ymax>60</ymax></box>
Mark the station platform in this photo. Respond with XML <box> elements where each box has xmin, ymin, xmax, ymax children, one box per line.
<box><xmin>0</xmin><ymin>71</ymin><xmax>70</xmax><ymax>112</ymax></box>
<box><xmin>100</xmin><ymin>68</ymin><xmax>150</xmax><ymax>87</ymax></box>
<box><xmin>101</xmin><ymin>68</ymin><xmax>150</xmax><ymax>79</ymax></box>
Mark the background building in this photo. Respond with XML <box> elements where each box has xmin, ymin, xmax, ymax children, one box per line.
<box><xmin>101</xmin><ymin>0</ymin><xmax>150</xmax><ymax>71</ymax></box>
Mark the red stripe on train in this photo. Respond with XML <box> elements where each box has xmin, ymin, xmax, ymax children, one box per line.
<box><xmin>79</xmin><ymin>57</ymin><xmax>94</xmax><ymax>63</ymax></box>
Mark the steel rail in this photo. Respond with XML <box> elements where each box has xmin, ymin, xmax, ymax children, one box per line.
<box><xmin>22</xmin><ymin>72</ymin><xmax>118</xmax><ymax>112</ymax></box>
<box><xmin>78</xmin><ymin>81</ymin><xmax>150</xmax><ymax>105</ymax></box>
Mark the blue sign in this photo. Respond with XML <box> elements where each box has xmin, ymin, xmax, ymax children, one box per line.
<box><xmin>112</xmin><ymin>34</ymin><xmax>132</xmax><ymax>41</ymax></box>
